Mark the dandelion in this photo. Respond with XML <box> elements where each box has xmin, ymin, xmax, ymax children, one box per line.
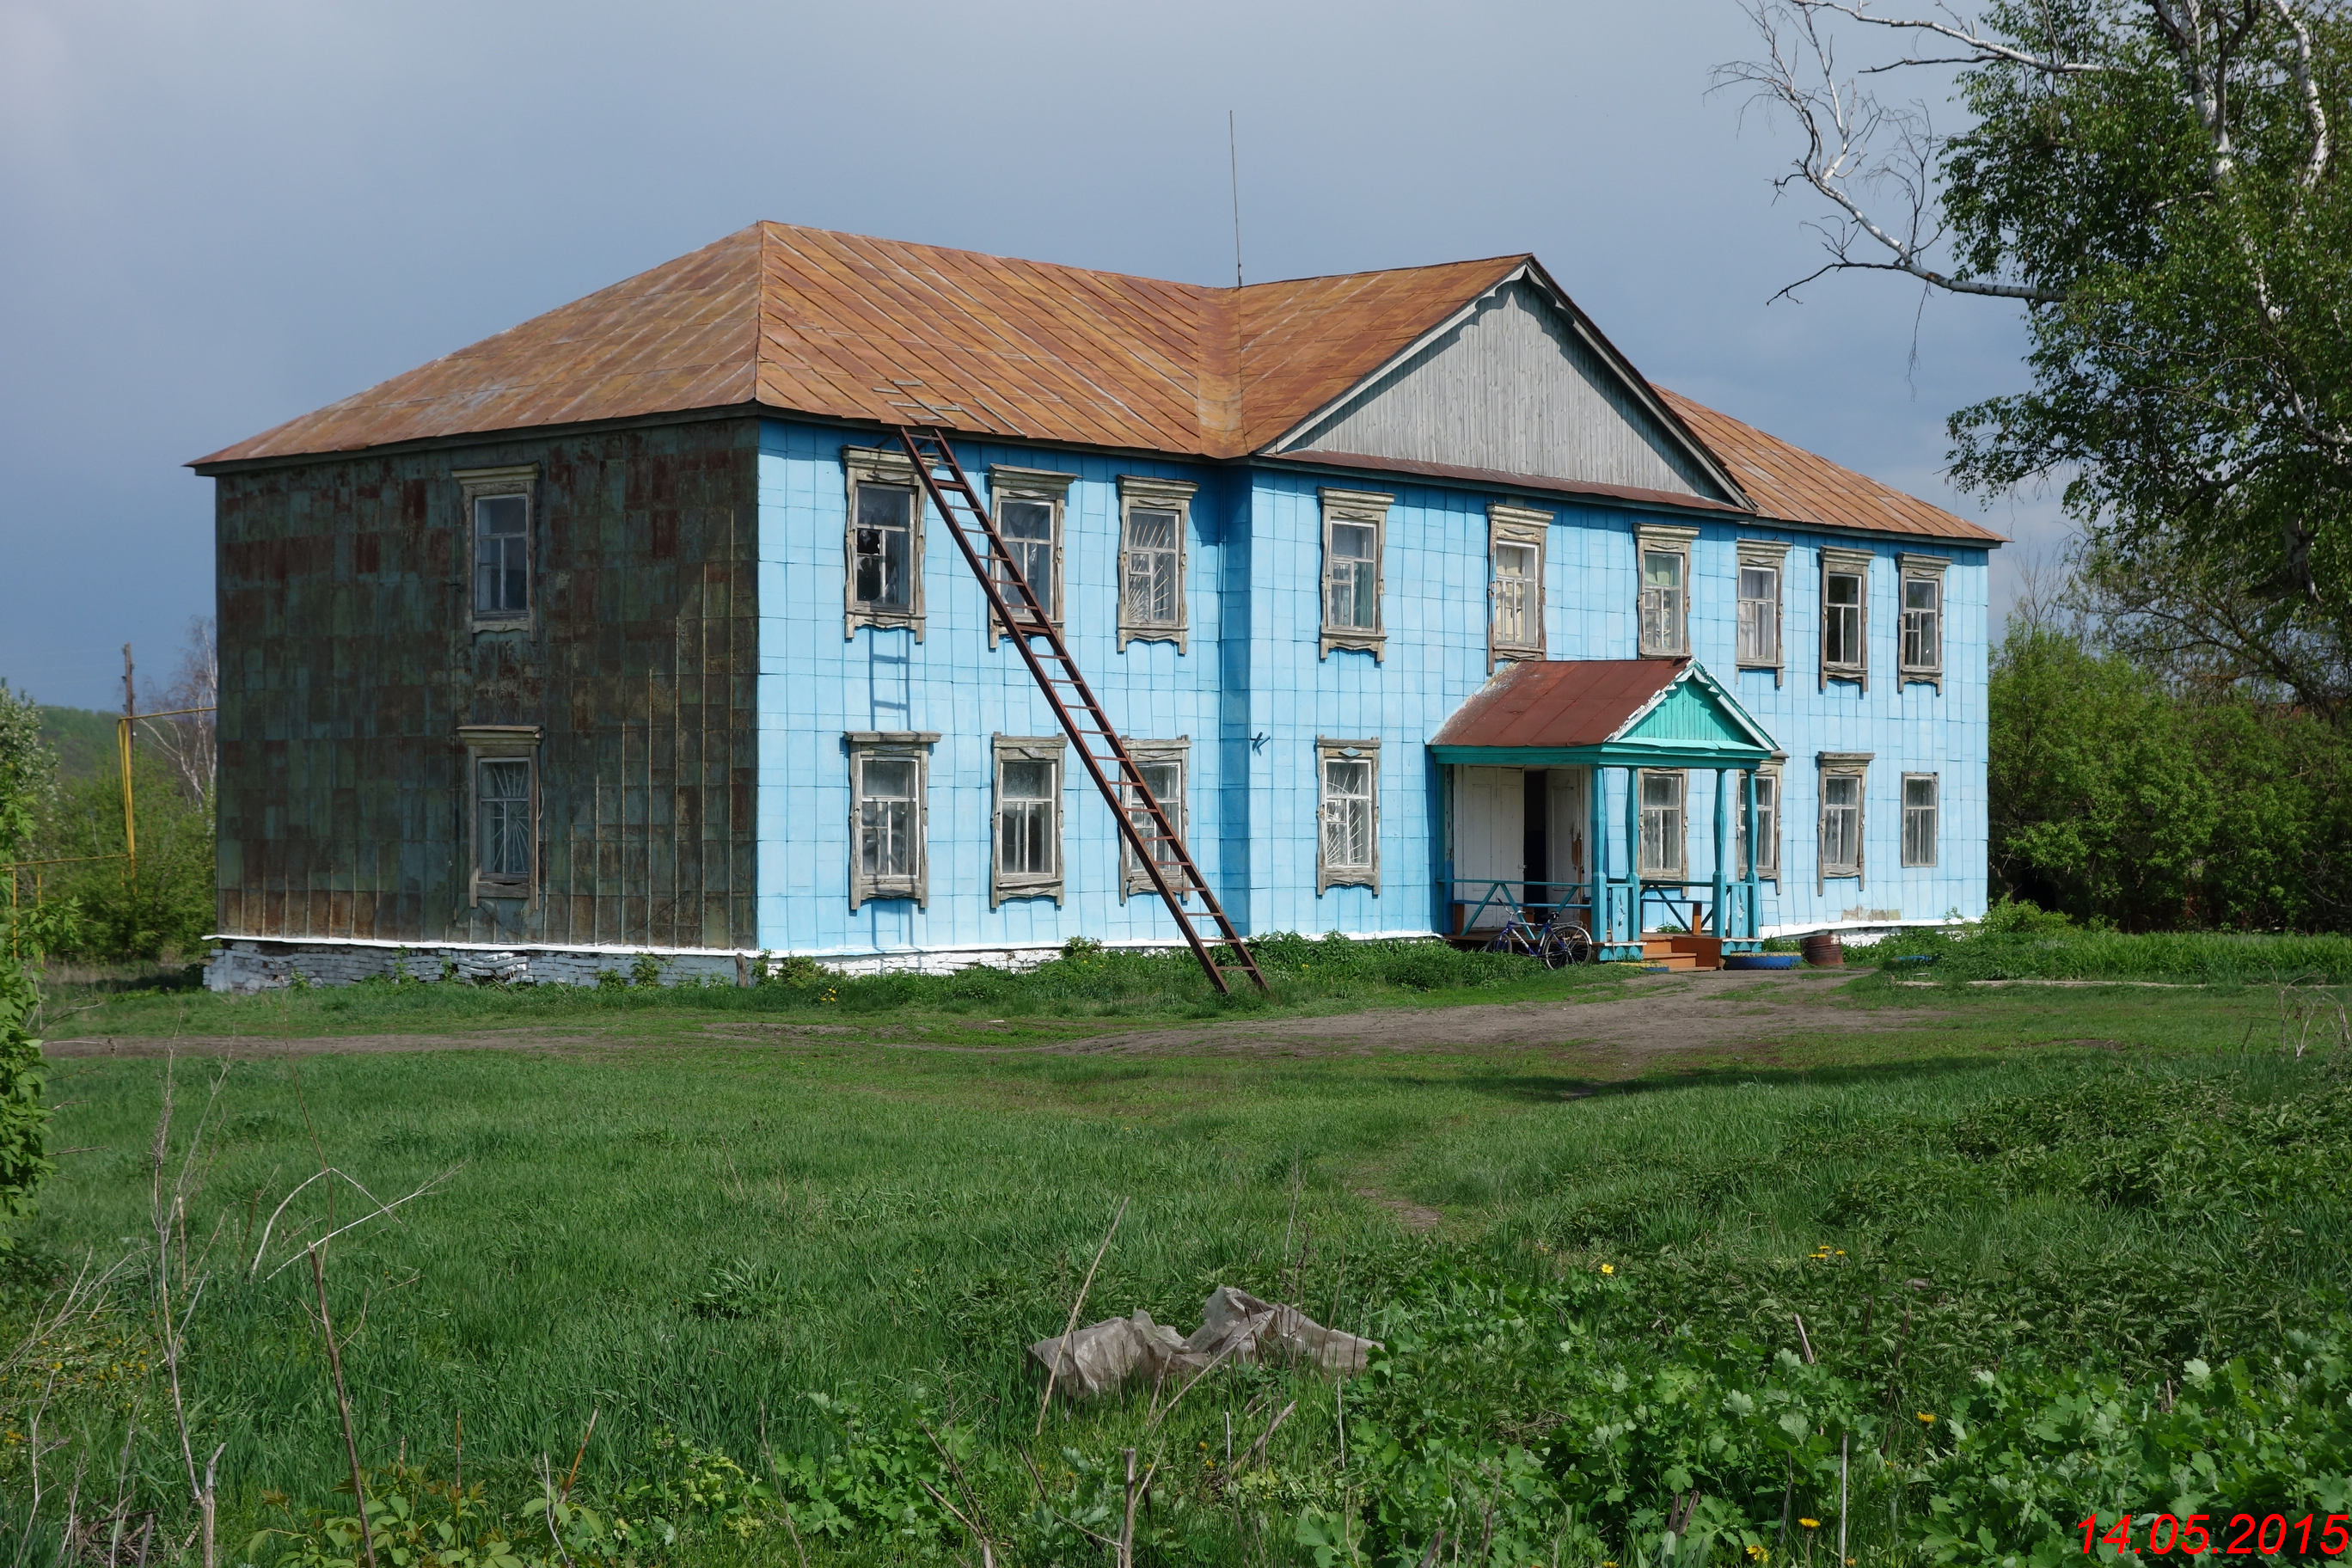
<box><xmin>1918</xmin><ymin>1412</ymin><xmax>1936</xmax><ymax>1424</ymax></box>
<box><xmin>1600</xmin><ymin>1263</ymin><xmax>1615</xmax><ymax>1275</ymax></box>
<box><xmin>1799</xmin><ymin>1519</ymin><xmax>1820</xmax><ymax>1530</ymax></box>
<box><xmin>1747</xmin><ymin>1547</ymin><xmax>1769</xmax><ymax>1562</ymax></box>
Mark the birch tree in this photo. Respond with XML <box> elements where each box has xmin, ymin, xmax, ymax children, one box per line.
<box><xmin>1722</xmin><ymin>1</ymin><xmax>2352</xmax><ymax>718</ymax></box>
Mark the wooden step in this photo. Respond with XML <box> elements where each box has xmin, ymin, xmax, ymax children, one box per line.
<box><xmin>1641</xmin><ymin>952</ymin><xmax>1700</xmax><ymax>971</ymax></box>
<box><xmin>1668</xmin><ymin>935</ymin><xmax>1724</xmax><ymax>971</ymax></box>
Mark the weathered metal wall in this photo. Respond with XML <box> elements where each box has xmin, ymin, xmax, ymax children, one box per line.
<box><xmin>211</xmin><ymin>417</ymin><xmax>760</xmax><ymax>950</ymax></box>
<box><xmin>1272</xmin><ymin>280</ymin><xmax>1723</xmax><ymax>499</ymax></box>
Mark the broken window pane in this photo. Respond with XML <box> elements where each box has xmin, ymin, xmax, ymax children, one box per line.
<box><xmin>1122</xmin><ymin>506</ymin><xmax>1180</xmax><ymax>628</ymax></box>
<box><xmin>853</xmin><ymin>485</ymin><xmax>915</xmax><ymax>609</ymax></box>
<box><xmin>477</xmin><ymin>758</ymin><xmax>530</xmax><ymax>880</ymax></box>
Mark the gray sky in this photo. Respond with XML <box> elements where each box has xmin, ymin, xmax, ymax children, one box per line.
<box><xmin>0</xmin><ymin>0</ymin><xmax>2067</xmax><ymax>712</ymax></box>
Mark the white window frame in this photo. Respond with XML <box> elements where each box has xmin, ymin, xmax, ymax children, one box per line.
<box><xmin>455</xmin><ymin>465</ymin><xmax>537</xmax><ymax>633</ymax></box>
<box><xmin>458</xmin><ymin>724</ymin><xmax>540</xmax><ymax>904</ymax></box>
<box><xmin>1315</xmin><ymin>737</ymin><xmax>1381</xmax><ymax>892</ymax></box>
<box><xmin>846</xmin><ymin>731</ymin><xmax>938</xmax><ymax>910</ymax></box>
<box><xmin>1118</xmin><ymin>737</ymin><xmax>1191</xmax><ymax>900</ymax></box>
<box><xmin>986</xmin><ymin>466</ymin><xmax>1074</xmax><ymax>646</ymax></box>
<box><xmin>989</xmin><ymin>734</ymin><xmax>1065</xmax><ymax>907</ymax></box>
<box><xmin>1117</xmin><ymin>476</ymin><xmax>1196</xmax><ymax>652</ymax></box>
<box><xmin>1736</xmin><ymin>539</ymin><xmax>1789</xmax><ymax>682</ymax></box>
<box><xmin>1637</xmin><ymin>769</ymin><xmax>1688</xmax><ymax>880</ymax></box>
<box><xmin>1821</xmin><ymin>548</ymin><xmax>1872</xmax><ymax>690</ymax></box>
<box><xmin>1319</xmin><ymin>488</ymin><xmax>1391</xmax><ymax>659</ymax></box>
<box><xmin>1487</xmin><ymin>503</ymin><xmax>1550</xmax><ymax>670</ymax></box>
<box><xmin>1897</xmin><ymin>554</ymin><xmax>1947</xmax><ymax>689</ymax></box>
<box><xmin>1902</xmin><ymin>773</ymin><xmax>1939</xmax><ymax>868</ymax></box>
<box><xmin>1817</xmin><ymin>751</ymin><xmax>1872</xmax><ymax>891</ymax></box>
<box><xmin>1636</xmin><ymin>523</ymin><xmax>1697</xmax><ymax>658</ymax></box>
<box><xmin>1738</xmin><ymin>763</ymin><xmax>1782</xmax><ymax>880</ymax></box>
<box><xmin>843</xmin><ymin>446</ymin><xmax>926</xmax><ymax>640</ymax></box>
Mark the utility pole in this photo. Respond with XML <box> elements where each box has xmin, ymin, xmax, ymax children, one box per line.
<box><xmin>120</xmin><ymin>644</ymin><xmax>138</xmax><ymax>896</ymax></box>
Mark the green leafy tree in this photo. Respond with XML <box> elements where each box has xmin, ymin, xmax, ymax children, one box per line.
<box><xmin>1727</xmin><ymin>1</ymin><xmax>2352</xmax><ymax>719</ymax></box>
<box><xmin>0</xmin><ymin>682</ymin><xmax>56</xmax><ymax>1248</ymax></box>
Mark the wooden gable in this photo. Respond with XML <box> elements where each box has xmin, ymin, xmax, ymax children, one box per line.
<box><xmin>1265</xmin><ymin>273</ymin><xmax>1741</xmax><ymax>505</ymax></box>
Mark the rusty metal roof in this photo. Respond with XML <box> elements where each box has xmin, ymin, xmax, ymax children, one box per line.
<box><xmin>1655</xmin><ymin>389</ymin><xmax>1999</xmax><ymax>544</ymax></box>
<box><xmin>191</xmin><ymin>222</ymin><xmax>2002</xmax><ymax>545</ymax></box>
<box><xmin>1430</xmin><ymin>658</ymin><xmax>1689</xmax><ymax>750</ymax></box>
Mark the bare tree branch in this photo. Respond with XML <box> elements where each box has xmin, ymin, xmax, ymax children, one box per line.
<box><xmin>1718</xmin><ymin>1</ymin><xmax>2067</xmax><ymax>303</ymax></box>
<box><xmin>1792</xmin><ymin>0</ymin><xmax>2113</xmax><ymax>74</ymax></box>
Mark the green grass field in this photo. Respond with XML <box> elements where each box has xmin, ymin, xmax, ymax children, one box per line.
<box><xmin>7</xmin><ymin>952</ymin><xmax>2349</xmax><ymax>1566</ymax></box>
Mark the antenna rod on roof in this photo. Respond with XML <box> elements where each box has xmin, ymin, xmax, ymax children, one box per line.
<box><xmin>1228</xmin><ymin>109</ymin><xmax>1244</xmax><ymax>288</ymax></box>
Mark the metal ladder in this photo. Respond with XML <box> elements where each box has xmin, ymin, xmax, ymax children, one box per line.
<box><xmin>891</xmin><ymin>426</ymin><xmax>1271</xmax><ymax>996</ymax></box>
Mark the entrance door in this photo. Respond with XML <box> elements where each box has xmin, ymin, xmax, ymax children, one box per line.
<box><xmin>1453</xmin><ymin>766</ymin><xmax>1523</xmax><ymax>927</ymax></box>
<box><xmin>1548</xmin><ymin>767</ymin><xmax>1590</xmax><ymax>905</ymax></box>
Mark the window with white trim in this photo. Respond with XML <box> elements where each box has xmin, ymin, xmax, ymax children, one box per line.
<box><xmin>1487</xmin><ymin>503</ymin><xmax>1549</xmax><ymax>667</ymax></box>
<box><xmin>456</xmin><ymin>466</ymin><xmax>536</xmax><ymax>628</ymax></box>
<box><xmin>1818</xmin><ymin>752</ymin><xmax>1871</xmax><ymax>884</ymax></box>
<box><xmin>991</xmin><ymin>735</ymin><xmax>1064</xmax><ymax>906</ymax></box>
<box><xmin>1319</xmin><ymin>489</ymin><xmax>1391</xmax><ymax>658</ymax></box>
<box><xmin>1118</xmin><ymin>476</ymin><xmax>1195</xmax><ymax>651</ymax></box>
<box><xmin>1316</xmin><ymin>738</ymin><xmax>1380</xmax><ymax>891</ymax></box>
<box><xmin>1902</xmin><ymin>774</ymin><xmax>1939</xmax><ymax>867</ymax></box>
<box><xmin>1119</xmin><ymin>738</ymin><xmax>1190</xmax><ymax>898</ymax></box>
<box><xmin>459</xmin><ymin>724</ymin><xmax>539</xmax><ymax>902</ymax></box>
<box><xmin>1636</xmin><ymin>524</ymin><xmax>1696</xmax><ymax>657</ymax></box>
<box><xmin>1822</xmin><ymin>548</ymin><xmax>1871</xmax><ymax>688</ymax></box>
<box><xmin>847</xmin><ymin>732</ymin><xmax>936</xmax><ymax>908</ymax></box>
<box><xmin>843</xmin><ymin>447</ymin><xmax>924</xmax><ymax>638</ymax></box>
<box><xmin>1736</xmin><ymin>540</ymin><xmax>1787</xmax><ymax>676</ymax></box>
<box><xmin>1898</xmin><ymin>554</ymin><xmax>1946</xmax><ymax>685</ymax></box>
<box><xmin>986</xmin><ymin>467</ymin><xmax>1073</xmax><ymax>641</ymax></box>
<box><xmin>1638</xmin><ymin>769</ymin><xmax>1687</xmax><ymax>879</ymax></box>
<box><xmin>1737</xmin><ymin>767</ymin><xmax>1781</xmax><ymax>879</ymax></box>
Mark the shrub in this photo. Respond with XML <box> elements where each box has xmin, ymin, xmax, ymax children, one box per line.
<box><xmin>0</xmin><ymin>960</ymin><xmax>52</xmax><ymax>1253</ymax></box>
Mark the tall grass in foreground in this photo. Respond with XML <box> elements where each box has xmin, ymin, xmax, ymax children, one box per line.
<box><xmin>44</xmin><ymin>933</ymin><xmax>1626</xmax><ymax>1039</ymax></box>
<box><xmin>1871</xmin><ymin>924</ymin><xmax>2352</xmax><ymax>984</ymax></box>
<box><xmin>5</xmin><ymin>993</ymin><xmax>2348</xmax><ymax>1563</ymax></box>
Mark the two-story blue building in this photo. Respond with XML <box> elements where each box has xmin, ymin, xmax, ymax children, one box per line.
<box><xmin>194</xmin><ymin>223</ymin><xmax>1997</xmax><ymax>989</ymax></box>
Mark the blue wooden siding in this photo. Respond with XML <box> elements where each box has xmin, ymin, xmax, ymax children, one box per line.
<box><xmin>754</xmin><ymin>418</ymin><xmax>1989</xmax><ymax>958</ymax></box>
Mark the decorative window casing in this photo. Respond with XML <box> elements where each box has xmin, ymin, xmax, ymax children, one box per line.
<box><xmin>456</xmin><ymin>465</ymin><xmax>537</xmax><ymax>632</ymax></box>
<box><xmin>987</xmin><ymin>467</ymin><xmax>1074</xmax><ymax>645</ymax></box>
<box><xmin>1736</xmin><ymin>540</ymin><xmax>1788</xmax><ymax>681</ymax></box>
<box><xmin>1118</xmin><ymin>737</ymin><xmax>1190</xmax><ymax>900</ymax></box>
<box><xmin>991</xmin><ymin>734</ymin><xmax>1065</xmax><ymax>907</ymax></box>
<box><xmin>1821</xmin><ymin>548</ymin><xmax>1871</xmax><ymax>689</ymax></box>
<box><xmin>846</xmin><ymin>731</ymin><xmax>938</xmax><ymax>909</ymax></box>
<box><xmin>1319</xmin><ymin>488</ymin><xmax>1391</xmax><ymax>659</ymax></box>
<box><xmin>1902</xmin><ymin>774</ymin><xmax>1939</xmax><ymax>867</ymax></box>
<box><xmin>1638</xmin><ymin>769</ymin><xmax>1687</xmax><ymax>879</ymax></box>
<box><xmin>1737</xmin><ymin>765</ymin><xmax>1782</xmax><ymax>879</ymax></box>
<box><xmin>843</xmin><ymin>447</ymin><xmax>925</xmax><ymax>639</ymax></box>
<box><xmin>1316</xmin><ymin>737</ymin><xmax>1380</xmax><ymax>891</ymax></box>
<box><xmin>1117</xmin><ymin>476</ymin><xmax>1195</xmax><ymax>652</ymax></box>
<box><xmin>1897</xmin><ymin>554</ymin><xmax>1947</xmax><ymax>688</ymax></box>
<box><xmin>1817</xmin><ymin>751</ymin><xmax>1872</xmax><ymax>889</ymax></box>
<box><xmin>1487</xmin><ymin>504</ymin><xmax>1549</xmax><ymax>669</ymax></box>
<box><xmin>1636</xmin><ymin>523</ymin><xmax>1697</xmax><ymax>657</ymax></box>
<box><xmin>459</xmin><ymin>725</ymin><xmax>540</xmax><ymax>903</ymax></box>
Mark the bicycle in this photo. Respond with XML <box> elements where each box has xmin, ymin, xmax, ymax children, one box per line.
<box><xmin>1483</xmin><ymin>906</ymin><xmax>1594</xmax><ymax>969</ymax></box>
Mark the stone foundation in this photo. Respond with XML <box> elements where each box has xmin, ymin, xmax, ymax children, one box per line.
<box><xmin>199</xmin><ymin>936</ymin><xmax>1152</xmax><ymax>993</ymax></box>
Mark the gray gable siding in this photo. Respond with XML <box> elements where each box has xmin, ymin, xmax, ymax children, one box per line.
<box><xmin>1271</xmin><ymin>279</ymin><xmax>1721</xmax><ymax>499</ymax></box>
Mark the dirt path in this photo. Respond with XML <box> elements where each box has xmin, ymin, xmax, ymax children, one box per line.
<box><xmin>46</xmin><ymin>970</ymin><xmax>1912</xmax><ymax>1065</ymax></box>
<box><xmin>1054</xmin><ymin>968</ymin><xmax>1903</xmax><ymax>1065</ymax></box>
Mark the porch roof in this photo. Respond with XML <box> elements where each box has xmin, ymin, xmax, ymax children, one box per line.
<box><xmin>1428</xmin><ymin>658</ymin><xmax>1777</xmax><ymax>769</ymax></box>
